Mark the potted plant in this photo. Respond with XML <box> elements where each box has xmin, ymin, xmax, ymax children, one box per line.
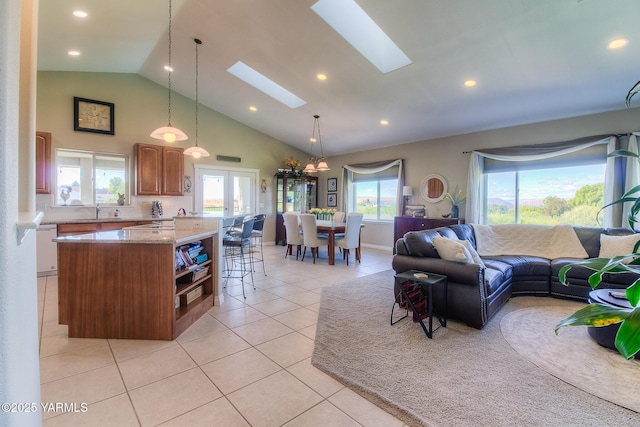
<box><xmin>444</xmin><ymin>185</ymin><xmax>466</xmax><ymax>218</ymax></box>
<box><xmin>555</xmin><ymin>81</ymin><xmax>640</xmax><ymax>360</ymax></box>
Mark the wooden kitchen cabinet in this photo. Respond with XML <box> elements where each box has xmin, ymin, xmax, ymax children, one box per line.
<box><xmin>135</xmin><ymin>143</ymin><xmax>184</xmax><ymax>196</ymax></box>
<box><xmin>35</xmin><ymin>131</ymin><xmax>51</xmax><ymax>194</ymax></box>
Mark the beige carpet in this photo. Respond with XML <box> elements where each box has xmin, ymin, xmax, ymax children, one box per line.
<box><xmin>501</xmin><ymin>304</ymin><xmax>640</xmax><ymax>413</ymax></box>
<box><xmin>312</xmin><ymin>270</ymin><xmax>640</xmax><ymax>427</ymax></box>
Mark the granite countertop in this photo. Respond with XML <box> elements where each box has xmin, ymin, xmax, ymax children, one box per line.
<box><xmin>55</xmin><ymin>227</ymin><xmax>216</xmax><ymax>245</ymax></box>
<box><xmin>42</xmin><ymin>217</ymin><xmax>174</xmax><ymax>225</ymax></box>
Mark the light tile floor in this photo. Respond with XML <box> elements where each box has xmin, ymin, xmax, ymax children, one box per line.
<box><xmin>38</xmin><ymin>244</ymin><xmax>408</xmax><ymax>426</ymax></box>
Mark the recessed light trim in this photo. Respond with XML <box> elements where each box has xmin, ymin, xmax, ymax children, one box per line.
<box><xmin>73</xmin><ymin>10</ymin><xmax>88</xmax><ymax>18</ymax></box>
<box><xmin>317</xmin><ymin>73</ymin><xmax>327</xmax><ymax>81</ymax></box>
<box><xmin>464</xmin><ymin>80</ymin><xmax>477</xmax><ymax>87</ymax></box>
<box><xmin>311</xmin><ymin>0</ymin><xmax>412</xmax><ymax>74</ymax></box>
<box><xmin>164</xmin><ymin>65</ymin><xmax>173</xmax><ymax>72</ymax></box>
<box><xmin>380</xmin><ymin>119</ymin><xmax>389</xmax><ymax>125</ymax></box>
<box><xmin>67</xmin><ymin>50</ymin><xmax>80</xmax><ymax>56</ymax></box>
<box><xmin>608</xmin><ymin>37</ymin><xmax>629</xmax><ymax>50</ymax></box>
<box><xmin>227</xmin><ymin>61</ymin><xmax>306</xmax><ymax>109</ymax></box>
<box><xmin>249</xmin><ymin>106</ymin><xmax>257</xmax><ymax>112</ymax></box>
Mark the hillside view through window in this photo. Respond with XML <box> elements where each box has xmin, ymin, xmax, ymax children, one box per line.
<box><xmin>486</xmin><ymin>164</ymin><xmax>606</xmax><ymax>226</ymax></box>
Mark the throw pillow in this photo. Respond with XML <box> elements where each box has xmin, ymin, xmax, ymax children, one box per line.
<box><xmin>599</xmin><ymin>233</ymin><xmax>640</xmax><ymax>259</ymax></box>
<box><xmin>432</xmin><ymin>236</ymin><xmax>473</xmax><ymax>264</ymax></box>
<box><xmin>459</xmin><ymin>239</ymin><xmax>486</xmax><ymax>267</ymax></box>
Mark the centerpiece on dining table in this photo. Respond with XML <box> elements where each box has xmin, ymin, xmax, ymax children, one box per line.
<box><xmin>310</xmin><ymin>208</ymin><xmax>336</xmax><ymax>221</ymax></box>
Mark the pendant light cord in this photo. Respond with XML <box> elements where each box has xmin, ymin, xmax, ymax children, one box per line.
<box><xmin>167</xmin><ymin>0</ymin><xmax>173</xmax><ymax>125</ymax></box>
<box><xmin>195</xmin><ymin>38</ymin><xmax>202</xmax><ymax>146</ymax></box>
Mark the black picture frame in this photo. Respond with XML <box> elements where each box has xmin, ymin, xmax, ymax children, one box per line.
<box><xmin>327</xmin><ymin>192</ymin><xmax>337</xmax><ymax>207</ymax></box>
<box><xmin>327</xmin><ymin>177</ymin><xmax>337</xmax><ymax>192</ymax></box>
<box><xmin>74</xmin><ymin>97</ymin><xmax>115</xmax><ymax>135</ymax></box>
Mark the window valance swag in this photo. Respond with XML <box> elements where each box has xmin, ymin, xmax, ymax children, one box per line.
<box><xmin>343</xmin><ymin>159</ymin><xmax>404</xmax><ymax>216</ymax></box>
<box><xmin>466</xmin><ymin>135</ymin><xmax>620</xmax><ymax>225</ymax></box>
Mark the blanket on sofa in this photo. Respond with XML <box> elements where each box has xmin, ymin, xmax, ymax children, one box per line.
<box><xmin>472</xmin><ymin>224</ymin><xmax>589</xmax><ymax>259</ymax></box>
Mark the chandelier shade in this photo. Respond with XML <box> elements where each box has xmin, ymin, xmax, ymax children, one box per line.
<box><xmin>184</xmin><ymin>38</ymin><xmax>210</xmax><ymax>158</ymax></box>
<box><xmin>151</xmin><ymin>0</ymin><xmax>188</xmax><ymax>142</ymax></box>
<box><xmin>303</xmin><ymin>114</ymin><xmax>330</xmax><ymax>173</ymax></box>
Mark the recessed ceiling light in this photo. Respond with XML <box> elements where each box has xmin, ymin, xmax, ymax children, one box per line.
<box><xmin>464</xmin><ymin>80</ymin><xmax>477</xmax><ymax>87</ymax></box>
<box><xmin>67</xmin><ymin>50</ymin><xmax>80</xmax><ymax>56</ymax></box>
<box><xmin>312</xmin><ymin>0</ymin><xmax>412</xmax><ymax>74</ymax></box>
<box><xmin>380</xmin><ymin>119</ymin><xmax>389</xmax><ymax>125</ymax></box>
<box><xmin>164</xmin><ymin>65</ymin><xmax>173</xmax><ymax>72</ymax></box>
<box><xmin>249</xmin><ymin>106</ymin><xmax>257</xmax><ymax>112</ymax></box>
<box><xmin>227</xmin><ymin>61</ymin><xmax>306</xmax><ymax>109</ymax></box>
<box><xmin>73</xmin><ymin>10</ymin><xmax>88</xmax><ymax>18</ymax></box>
<box><xmin>608</xmin><ymin>37</ymin><xmax>629</xmax><ymax>49</ymax></box>
<box><xmin>317</xmin><ymin>73</ymin><xmax>327</xmax><ymax>81</ymax></box>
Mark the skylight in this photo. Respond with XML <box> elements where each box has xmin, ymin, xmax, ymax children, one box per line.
<box><xmin>227</xmin><ymin>61</ymin><xmax>306</xmax><ymax>109</ymax></box>
<box><xmin>311</xmin><ymin>0</ymin><xmax>412</xmax><ymax>74</ymax></box>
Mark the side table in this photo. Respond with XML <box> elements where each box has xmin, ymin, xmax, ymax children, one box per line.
<box><xmin>392</xmin><ymin>270</ymin><xmax>448</xmax><ymax>338</ymax></box>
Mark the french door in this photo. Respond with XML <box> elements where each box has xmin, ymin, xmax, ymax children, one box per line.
<box><xmin>194</xmin><ymin>165</ymin><xmax>258</xmax><ymax>217</ymax></box>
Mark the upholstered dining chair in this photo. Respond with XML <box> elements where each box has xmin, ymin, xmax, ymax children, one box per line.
<box><xmin>333</xmin><ymin>211</ymin><xmax>345</xmax><ymax>224</ymax></box>
<box><xmin>283</xmin><ymin>212</ymin><xmax>303</xmax><ymax>260</ymax></box>
<box><xmin>335</xmin><ymin>213</ymin><xmax>364</xmax><ymax>265</ymax></box>
<box><xmin>300</xmin><ymin>213</ymin><xmax>329</xmax><ymax>264</ymax></box>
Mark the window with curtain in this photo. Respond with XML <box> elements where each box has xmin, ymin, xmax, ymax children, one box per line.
<box><xmin>466</xmin><ymin>136</ymin><xmax>628</xmax><ymax>227</ymax></box>
<box><xmin>343</xmin><ymin>159</ymin><xmax>403</xmax><ymax>221</ymax></box>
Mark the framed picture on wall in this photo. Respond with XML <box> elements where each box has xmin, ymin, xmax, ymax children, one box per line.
<box><xmin>327</xmin><ymin>177</ymin><xmax>337</xmax><ymax>192</ymax></box>
<box><xmin>74</xmin><ymin>97</ymin><xmax>115</xmax><ymax>135</ymax></box>
<box><xmin>327</xmin><ymin>193</ymin><xmax>337</xmax><ymax>207</ymax></box>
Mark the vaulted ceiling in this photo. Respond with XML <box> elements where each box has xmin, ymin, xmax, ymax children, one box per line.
<box><xmin>37</xmin><ymin>0</ymin><xmax>640</xmax><ymax>155</ymax></box>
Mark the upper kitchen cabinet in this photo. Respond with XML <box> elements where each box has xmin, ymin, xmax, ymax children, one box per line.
<box><xmin>36</xmin><ymin>131</ymin><xmax>51</xmax><ymax>194</ymax></box>
<box><xmin>135</xmin><ymin>143</ymin><xmax>184</xmax><ymax>196</ymax></box>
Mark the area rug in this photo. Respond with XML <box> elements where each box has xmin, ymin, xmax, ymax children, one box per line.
<box><xmin>500</xmin><ymin>304</ymin><xmax>640</xmax><ymax>413</ymax></box>
<box><xmin>311</xmin><ymin>270</ymin><xmax>640</xmax><ymax>427</ymax></box>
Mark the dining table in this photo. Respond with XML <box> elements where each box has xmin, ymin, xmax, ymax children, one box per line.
<box><xmin>316</xmin><ymin>220</ymin><xmax>362</xmax><ymax>265</ymax></box>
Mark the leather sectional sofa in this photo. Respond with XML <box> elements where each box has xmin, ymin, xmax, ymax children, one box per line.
<box><xmin>392</xmin><ymin>224</ymin><xmax>637</xmax><ymax>329</ymax></box>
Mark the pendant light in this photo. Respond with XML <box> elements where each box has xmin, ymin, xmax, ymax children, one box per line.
<box><xmin>314</xmin><ymin>115</ymin><xmax>330</xmax><ymax>171</ymax></box>
<box><xmin>150</xmin><ymin>0</ymin><xmax>188</xmax><ymax>143</ymax></box>
<box><xmin>303</xmin><ymin>115</ymin><xmax>318</xmax><ymax>173</ymax></box>
<box><xmin>183</xmin><ymin>38</ymin><xmax>210</xmax><ymax>158</ymax></box>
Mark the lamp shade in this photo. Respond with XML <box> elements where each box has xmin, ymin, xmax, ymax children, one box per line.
<box><xmin>183</xmin><ymin>145</ymin><xmax>210</xmax><ymax>158</ymax></box>
<box><xmin>316</xmin><ymin>158</ymin><xmax>330</xmax><ymax>171</ymax></box>
<box><xmin>150</xmin><ymin>125</ymin><xmax>188</xmax><ymax>143</ymax></box>
<box><xmin>303</xmin><ymin>160</ymin><xmax>317</xmax><ymax>173</ymax></box>
<box><xmin>402</xmin><ymin>186</ymin><xmax>413</xmax><ymax>196</ymax></box>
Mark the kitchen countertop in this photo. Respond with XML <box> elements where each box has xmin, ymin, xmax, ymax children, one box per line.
<box><xmin>55</xmin><ymin>226</ymin><xmax>216</xmax><ymax>245</ymax></box>
<box><xmin>42</xmin><ymin>217</ymin><xmax>174</xmax><ymax>225</ymax></box>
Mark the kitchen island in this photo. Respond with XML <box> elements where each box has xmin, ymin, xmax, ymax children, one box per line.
<box><xmin>56</xmin><ymin>226</ymin><xmax>218</xmax><ymax>340</ymax></box>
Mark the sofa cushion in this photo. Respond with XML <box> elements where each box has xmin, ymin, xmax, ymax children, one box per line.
<box><xmin>599</xmin><ymin>233</ymin><xmax>640</xmax><ymax>258</ymax></box>
<box><xmin>403</xmin><ymin>229</ymin><xmax>440</xmax><ymax>257</ymax></box>
<box><xmin>484</xmin><ymin>255</ymin><xmax>550</xmax><ymax>277</ymax></box>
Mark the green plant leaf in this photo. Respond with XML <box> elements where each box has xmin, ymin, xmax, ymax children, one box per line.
<box><xmin>615</xmin><ymin>308</ymin><xmax>640</xmax><ymax>359</ymax></box>
<box><xmin>608</xmin><ymin>149</ymin><xmax>640</xmax><ymax>159</ymax></box>
<box><xmin>555</xmin><ymin>303</ymin><xmax>629</xmax><ymax>332</ymax></box>
<box><xmin>626</xmin><ymin>79</ymin><xmax>640</xmax><ymax>107</ymax></box>
<box><xmin>627</xmin><ymin>281</ymin><xmax>640</xmax><ymax>306</ymax></box>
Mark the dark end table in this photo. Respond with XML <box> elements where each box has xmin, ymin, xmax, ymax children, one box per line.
<box><xmin>587</xmin><ymin>288</ymin><xmax>637</xmax><ymax>358</ymax></box>
<box><xmin>392</xmin><ymin>270</ymin><xmax>448</xmax><ymax>338</ymax></box>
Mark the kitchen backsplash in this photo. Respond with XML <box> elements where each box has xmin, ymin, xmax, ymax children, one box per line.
<box><xmin>36</xmin><ymin>194</ymin><xmax>194</xmax><ymax>221</ymax></box>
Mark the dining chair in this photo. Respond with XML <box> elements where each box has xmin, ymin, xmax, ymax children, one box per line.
<box><xmin>300</xmin><ymin>213</ymin><xmax>328</xmax><ymax>264</ymax></box>
<box><xmin>333</xmin><ymin>211</ymin><xmax>345</xmax><ymax>224</ymax></box>
<box><xmin>335</xmin><ymin>213</ymin><xmax>364</xmax><ymax>265</ymax></box>
<box><xmin>283</xmin><ymin>212</ymin><xmax>303</xmax><ymax>260</ymax></box>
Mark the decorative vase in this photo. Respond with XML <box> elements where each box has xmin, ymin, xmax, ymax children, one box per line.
<box><xmin>451</xmin><ymin>205</ymin><xmax>459</xmax><ymax>218</ymax></box>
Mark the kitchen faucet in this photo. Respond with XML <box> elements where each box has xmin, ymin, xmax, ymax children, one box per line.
<box><xmin>96</xmin><ymin>204</ymin><xmax>100</xmax><ymax>219</ymax></box>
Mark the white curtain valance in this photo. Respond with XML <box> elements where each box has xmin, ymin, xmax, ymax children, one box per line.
<box><xmin>343</xmin><ymin>159</ymin><xmax>403</xmax><ymax>174</ymax></box>
<box><xmin>342</xmin><ymin>159</ymin><xmax>404</xmax><ymax>216</ymax></box>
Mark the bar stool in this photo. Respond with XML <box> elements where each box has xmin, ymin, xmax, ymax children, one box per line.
<box><xmin>251</xmin><ymin>214</ymin><xmax>266</xmax><ymax>276</ymax></box>
<box><xmin>222</xmin><ymin>217</ymin><xmax>255</xmax><ymax>298</ymax></box>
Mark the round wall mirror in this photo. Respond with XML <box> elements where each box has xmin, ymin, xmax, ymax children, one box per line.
<box><xmin>420</xmin><ymin>174</ymin><xmax>448</xmax><ymax>203</ymax></box>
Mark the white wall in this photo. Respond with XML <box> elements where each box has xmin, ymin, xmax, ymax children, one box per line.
<box><xmin>0</xmin><ymin>0</ymin><xmax>42</xmax><ymax>426</ymax></box>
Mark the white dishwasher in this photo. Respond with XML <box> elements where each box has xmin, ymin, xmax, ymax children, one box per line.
<box><xmin>37</xmin><ymin>224</ymin><xmax>58</xmax><ymax>277</ymax></box>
